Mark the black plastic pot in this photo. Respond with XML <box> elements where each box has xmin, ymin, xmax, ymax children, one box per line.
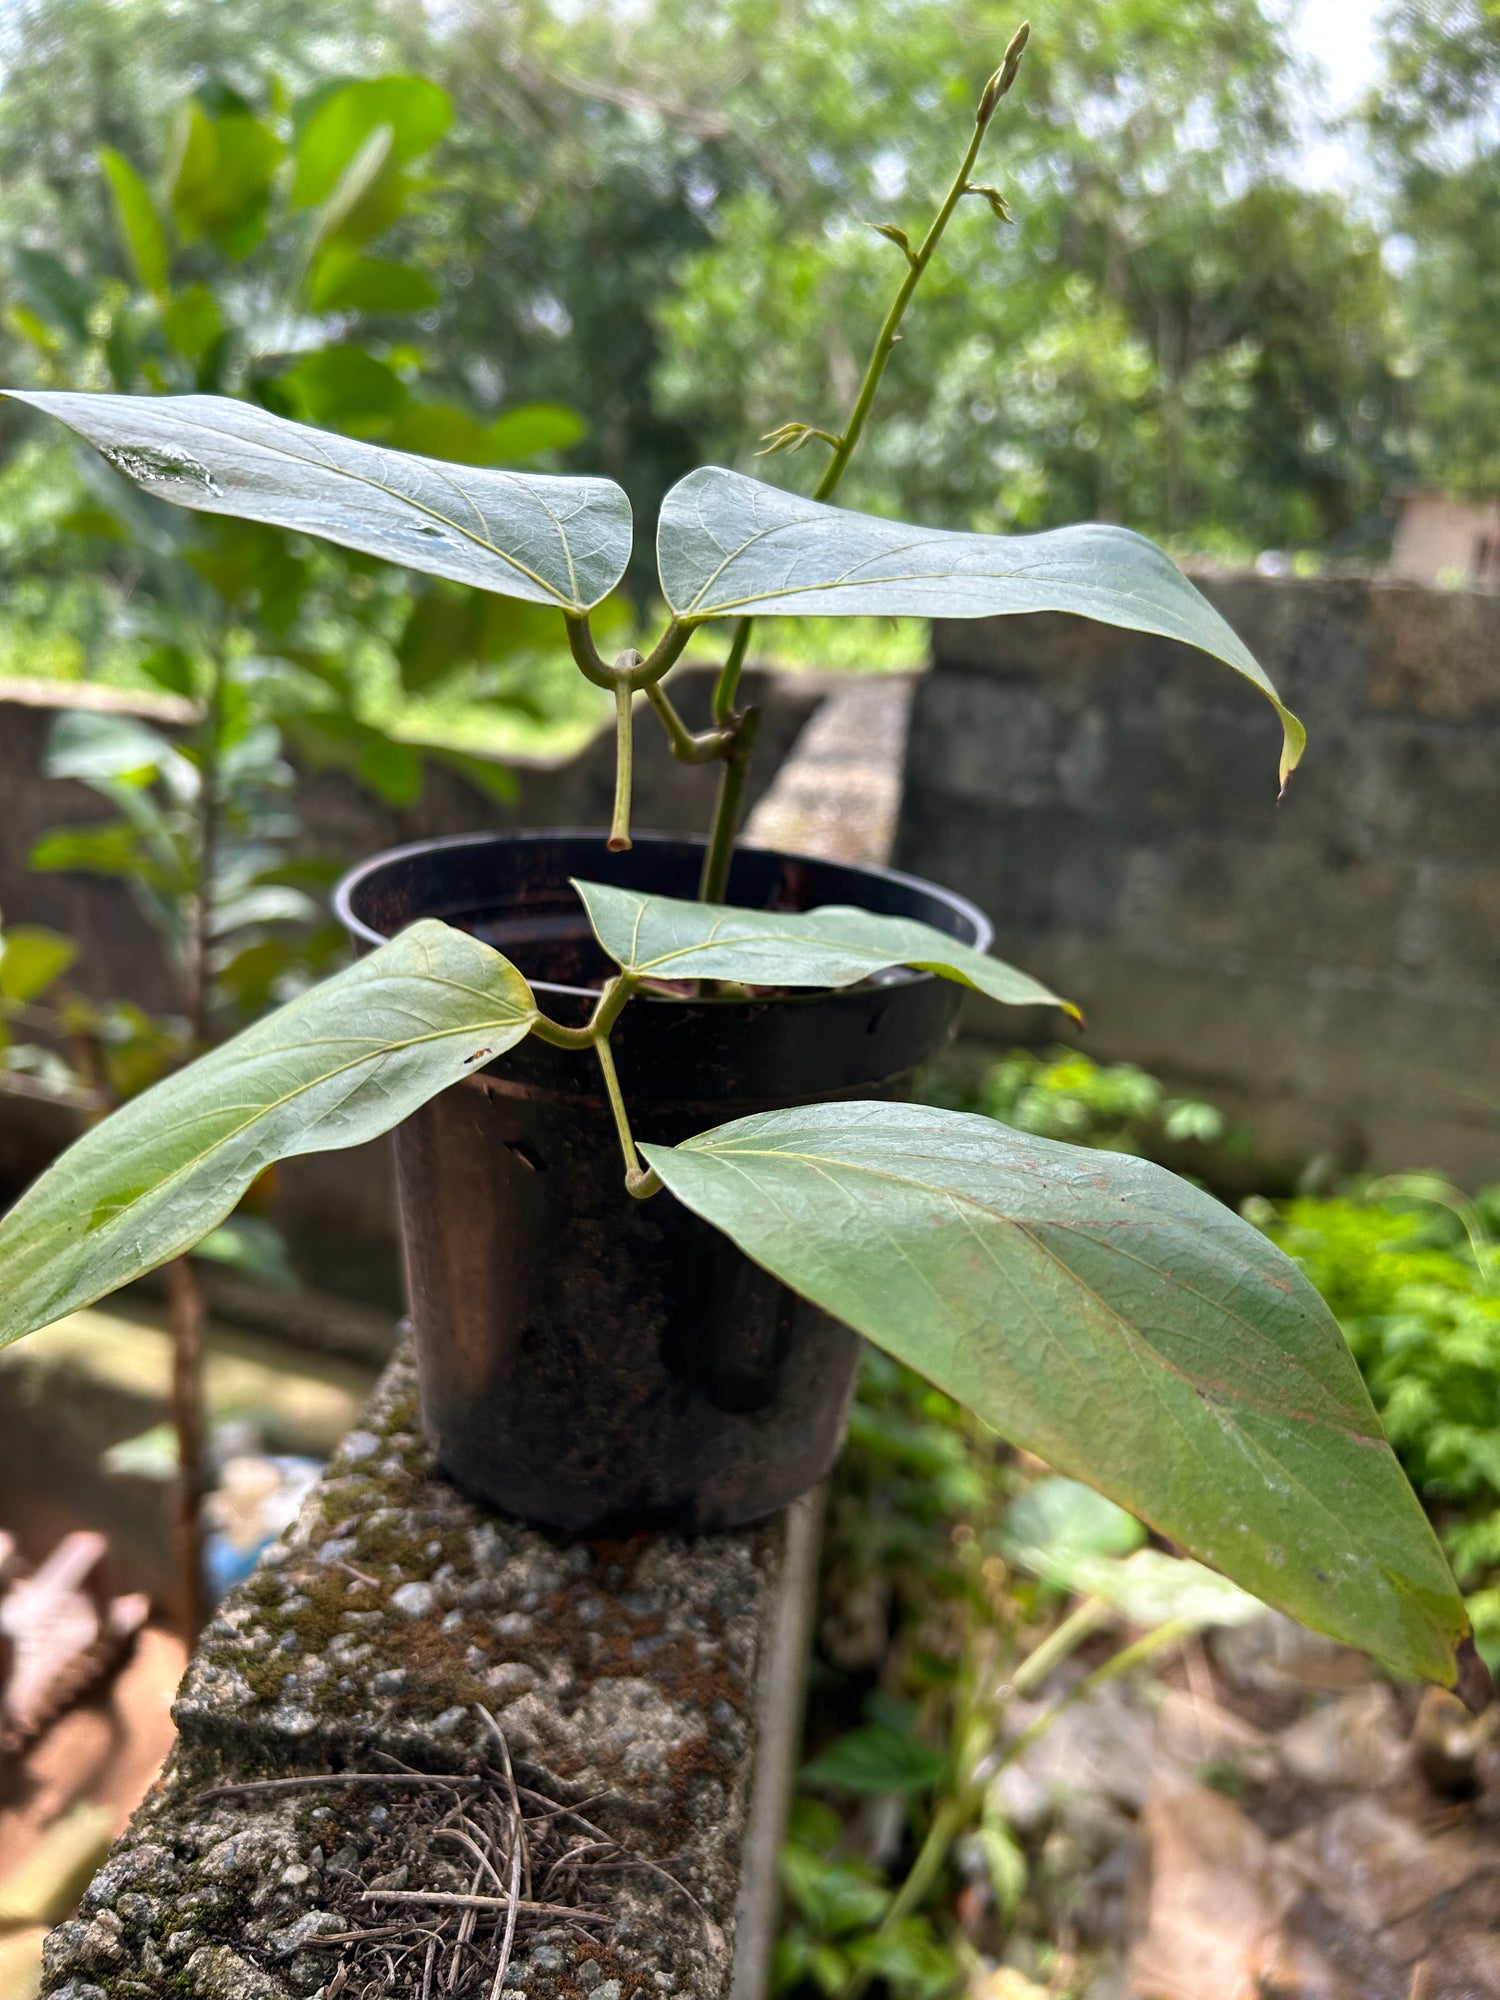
<box><xmin>335</xmin><ymin>831</ymin><xmax>991</xmax><ymax>1534</ymax></box>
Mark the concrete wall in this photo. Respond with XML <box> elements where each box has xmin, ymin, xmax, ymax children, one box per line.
<box><xmin>896</xmin><ymin>575</ymin><xmax>1500</xmax><ymax>1186</ymax></box>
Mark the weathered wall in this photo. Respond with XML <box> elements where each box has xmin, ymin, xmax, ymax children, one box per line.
<box><xmin>896</xmin><ymin>576</ymin><xmax>1500</xmax><ymax>1185</ymax></box>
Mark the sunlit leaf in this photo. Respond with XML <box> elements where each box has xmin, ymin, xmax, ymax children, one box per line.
<box><xmin>0</xmin><ymin>920</ymin><xmax>537</xmax><ymax>1348</ymax></box>
<box><xmin>641</xmin><ymin>1100</ymin><xmax>1473</xmax><ymax>1690</ymax></box>
<box><xmin>573</xmin><ymin>880</ymin><xmax>1076</xmax><ymax>1015</ymax></box>
<box><xmin>3</xmin><ymin>392</ymin><xmax>634</xmax><ymax>611</ymax></box>
<box><xmin>42</xmin><ymin>710</ymin><xmax>178</xmax><ymax>786</ymax></box>
<box><xmin>0</xmin><ymin>926</ymin><xmax>77</xmax><ymax>1004</ymax></box>
<box><xmin>657</xmin><ymin>467</ymin><xmax>1304</xmax><ymax>787</ymax></box>
<box><xmin>293</xmin><ymin>75</ymin><xmax>452</xmax><ymax>208</ymax></box>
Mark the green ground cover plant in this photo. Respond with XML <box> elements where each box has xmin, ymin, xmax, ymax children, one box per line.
<box><xmin>0</xmin><ymin>32</ymin><xmax>1484</xmax><ymax>1708</ymax></box>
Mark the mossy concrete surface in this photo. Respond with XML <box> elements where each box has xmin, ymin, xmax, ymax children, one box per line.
<box><xmin>42</xmin><ymin>1344</ymin><xmax>815</xmax><ymax>2000</ymax></box>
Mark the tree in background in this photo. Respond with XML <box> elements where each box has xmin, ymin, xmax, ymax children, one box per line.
<box><xmin>1</xmin><ymin>0</ymin><xmax>1492</xmax><ymax>584</ymax></box>
<box><xmin>3</xmin><ymin>54</ymin><xmax>593</xmax><ymax>775</ymax></box>
<box><xmin>1369</xmin><ymin>0</ymin><xmax>1500</xmax><ymax>496</ymax></box>
<box><xmin>641</xmin><ymin>0</ymin><xmax>1406</xmax><ymax>554</ymax></box>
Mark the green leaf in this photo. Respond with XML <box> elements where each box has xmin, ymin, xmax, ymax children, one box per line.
<box><xmin>98</xmin><ymin>147</ymin><xmax>170</xmax><ymax>299</ymax></box>
<box><xmin>192</xmin><ymin>1213</ymin><xmax>296</xmax><ymax>1287</ymax></box>
<box><xmin>572</xmin><ymin>880</ymin><xmax>1077</xmax><ymax>1015</ymax></box>
<box><xmin>0</xmin><ymin>926</ymin><xmax>77</xmax><ymax>1004</ymax></box>
<box><xmin>396</xmin><ymin>584</ymin><xmax>560</xmax><ymax>693</ymax></box>
<box><xmin>308</xmin><ymin>126</ymin><xmax>400</xmax><ymax>254</ymax></box>
<box><xmin>2</xmin><ymin>392</ymin><xmax>634</xmax><ymax>612</ymax></box>
<box><xmin>385</xmin><ymin>403</ymin><xmax>502</xmax><ymax>466</ymax></box>
<box><xmin>1003</xmin><ymin>1477</ymin><xmax>1261</xmax><ymax>1628</ymax></box>
<box><xmin>307</xmin><ymin>249</ymin><xmax>438</xmax><ymax>314</ymax></box>
<box><xmin>161</xmin><ymin>283</ymin><xmax>224</xmax><ymax>363</ymax></box>
<box><xmin>10</xmin><ymin>248</ymin><xmax>94</xmax><ymax>344</ymax></box>
<box><xmin>657</xmin><ymin>468</ymin><xmax>1305</xmax><ymax>789</ymax></box>
<box><xmin>802</xmin><ymin>1723</ymin><xmax>949</xmax><ymax>1795</ymax></box>
<box><xmin>486</xmin><ymin>403</ymin><xmax>588</xmax><ymax>461</ymax></box>
<box><xmin>29</xmin><ymin>824</ymin><xmax>145</xmax><ymax>880</ymax></box>
<box><xmin>640</xmin><ymin>1101</ymin><xmax>1474</xmax><ymax>1691</ymax></box>
<box><xmin>170</xmin><ymin>105</ymin><xmax>283</xmax><ymax>257</ymax></box>
<box><xmin>43</xmin><ymin>710</ymin><xmax>178</xmax><ymax>786</ymax></box>
<box><xmin>278</xmin><ymin>345</ymin><xmax>410</xmax><ymax>433</ymax></box>
<box><xmin>292</xmin><ymin>75</ymin><xmax>451</xmax><ymax>208</ymax></box>
<box><xmin>0</xmin><ymin>920</ymin><xmax>537</xmax><ymax>1348</ymax></box>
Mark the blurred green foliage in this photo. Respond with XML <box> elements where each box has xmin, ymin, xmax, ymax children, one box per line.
<box><xmin>1</xmin><ymin>57</ymin><xmax>600</xmax><ymax>775</ymax></box>
<box><xmin>1257</xmin><ymin>1177</ymin><xmax>1500</xmax><ymax>1657</ymax></box>
<box><xmin>926</xmin><ymin>1045</ymin><xmax>1237</xmax><ymax>1156</ymax></box>
<box><xmin>1</xmin><ymin>0</ymin><xmax>1496</xmax><ymax>624</ymax></box>
<box><xmin>1371</xmin><ymin>0</ymin><xmax>1500</xmax><ymax>496</ymax></box>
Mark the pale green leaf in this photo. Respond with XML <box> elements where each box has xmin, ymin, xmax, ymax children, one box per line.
<box><xmin>657</xmin><ymin>468</ymin><xmax>1304</xmax><ymax>787</ymax></box>
<box><xmin>573</xmin><ymin>879</ymin><xmax>1076</xmax><ymax>1015</ymax></box>
<box><xmin>2</xmin><ymin>392</ymin><xmax>633</xmax><ymax>613</ymax></box>
<box><xmin>0</xmin><ymin>920</ymin><xmax>536</xmax><ymax>1348</ymax></box>
<box><xmin>641</xmin><ymin>1100</ymin><xmax>1472</xmax><ymax>1690</ymax></box>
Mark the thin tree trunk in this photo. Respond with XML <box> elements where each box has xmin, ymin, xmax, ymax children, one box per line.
<box><xmin>171</xmin><ymin>652</ymin><xmax>224</xmax><ymax>1643</ymax></box>
<box><xmin>167</xmin><ymin>1254</ymin><xmax>209</xmax><ymax>1642</ymax></box>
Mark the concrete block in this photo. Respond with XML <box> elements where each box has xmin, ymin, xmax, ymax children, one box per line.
<box><xmin>42</xmin><ymin>1346</ymin><xmax>821</xmax><ymax>2000</ymax></box>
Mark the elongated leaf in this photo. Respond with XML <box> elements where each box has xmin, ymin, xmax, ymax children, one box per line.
<box><xmin>293</xmin><ymin>76</ymin><xmax>452</xmax><ymax>208</ymax></box>
<box><xmin>0</xmin><ymin>921</ymin><xmax>536</xmax><ymax>1347</ymax></box>
<box><xmin>308</xmin><ymin>250</ymin><xmax>438</xmax><ymax>313</ymax></box>
<box><xmin>1</xmin><ymin>392</ymin><xmax>633</xmax><ymax>612</ymax></box>
<box><xmin>641</xmin><ymin>1101</ymin><xmax>1476</xmax><ymax>1693</ymax></box>
<box><xmin>573</xmin><ymin>879</ymin><xmax>1076</xmax><ymax>1016</ymax></box>
<box><xmin>99</xmin><ymin>147</ymin><xmax>170</xmax><ymax>299</ymax></box>
<box><xmin>657</xmin><ymin>468</ymin><xmax>1304</xmax><ymax>787</ymax></box>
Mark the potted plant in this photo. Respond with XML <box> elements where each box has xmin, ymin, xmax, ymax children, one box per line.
<box><xmin>0</xmin><ymin>30</ymin><xmax>1486</xmax><ymax>1711</ymax></box>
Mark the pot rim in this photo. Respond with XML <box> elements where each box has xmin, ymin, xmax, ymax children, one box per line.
<box><xmin>334</xmin><ymin>827</ymin><xmax>994</xmax><ymax>1004</ymax></box>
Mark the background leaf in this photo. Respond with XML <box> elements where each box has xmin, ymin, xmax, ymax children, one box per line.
<box><xmin>641</xmin><ymin>1099</ymin><xmax>1473</xmax><ymax>1691</ymax></box>
<box><xmin>292</xmin><ymin>75</ymin><xmax>452</xmax><ymax>208</ymax></box>
<box><xmin>657</xmin><ymin>467</ymin><xmax>1304</xmax><ymax>785</ymax></box>
<box><xmin>0</xmin><ymin>919</ymin><xmax>537</xmax><ymax>1347</ymax></box>
<box><xmin>3</xmin><ymin>391</ymin><xmax>634</xmax><ymax>611</ymax></box>
<box><xmin>99</xmin><ymin>147</ymin><xmax>170</xmax><ymax>299</ymax></box>
<box><xmin>573</xmin><ymin>879</ymin><xmax>1076</xmax><ymax>1015</ymax></box>
<box><xmin>802</xmin><ymin>1723</ymin><xmax>950</xmax><ymax>1796</ymax></box>
<box><xmin>0</xmin><ymin>925</ymin><xmax>77</xmax><ymax>1003</ymax></box>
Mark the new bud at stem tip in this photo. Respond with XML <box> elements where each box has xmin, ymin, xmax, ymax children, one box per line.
<box><xmin>978</xmin><ymin>19</ymin><xmax>1031</xmax><ymax>125</ymax></box>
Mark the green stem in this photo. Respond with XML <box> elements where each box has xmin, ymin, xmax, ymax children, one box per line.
<box><xmin>593</xmin><ymin>1029</ymin><xmax>641</xmax><ymax>1182</ymax></box>
<box><xmin>644</xmin><ymin>681</ymin><xmax>732</xmax><ymax>763</ymax></box>
<box><xmin>1006</xmin><ymin>1596</ymin><xmax>1109</xmax><ymax>1698</ymax></box>
<box><xmin>995</xmin><ymin>1617</ymin><xmax>1196</xmax><ymax>1776</ymax></box>
<box><xmin>815</xmin><ymin>115</ymin><xmax>995</xmax><ymax>505</ymax></box>
<box><xmin>564</xmin><ymin>612</ymin><xmax>616</xmax><ymax>690</ymax></box>
<box><xmin>697</xmin><ymin>52</ymin><xmax>1024</xmax><ymax>901</ymax></box>
<box><xmin>698</xmin><ymin>705</ymin><xmax>763</xmax><ymax>902</ymax></box>
<box><xmin>711</xmin><ymin>617</ymin><xmax>754</xmax><ymax>729</ymax></box>
<box><xmin>609</xmin><ymin>682</ymin><xmax>635</xmax><ymax>853</ymax></box>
